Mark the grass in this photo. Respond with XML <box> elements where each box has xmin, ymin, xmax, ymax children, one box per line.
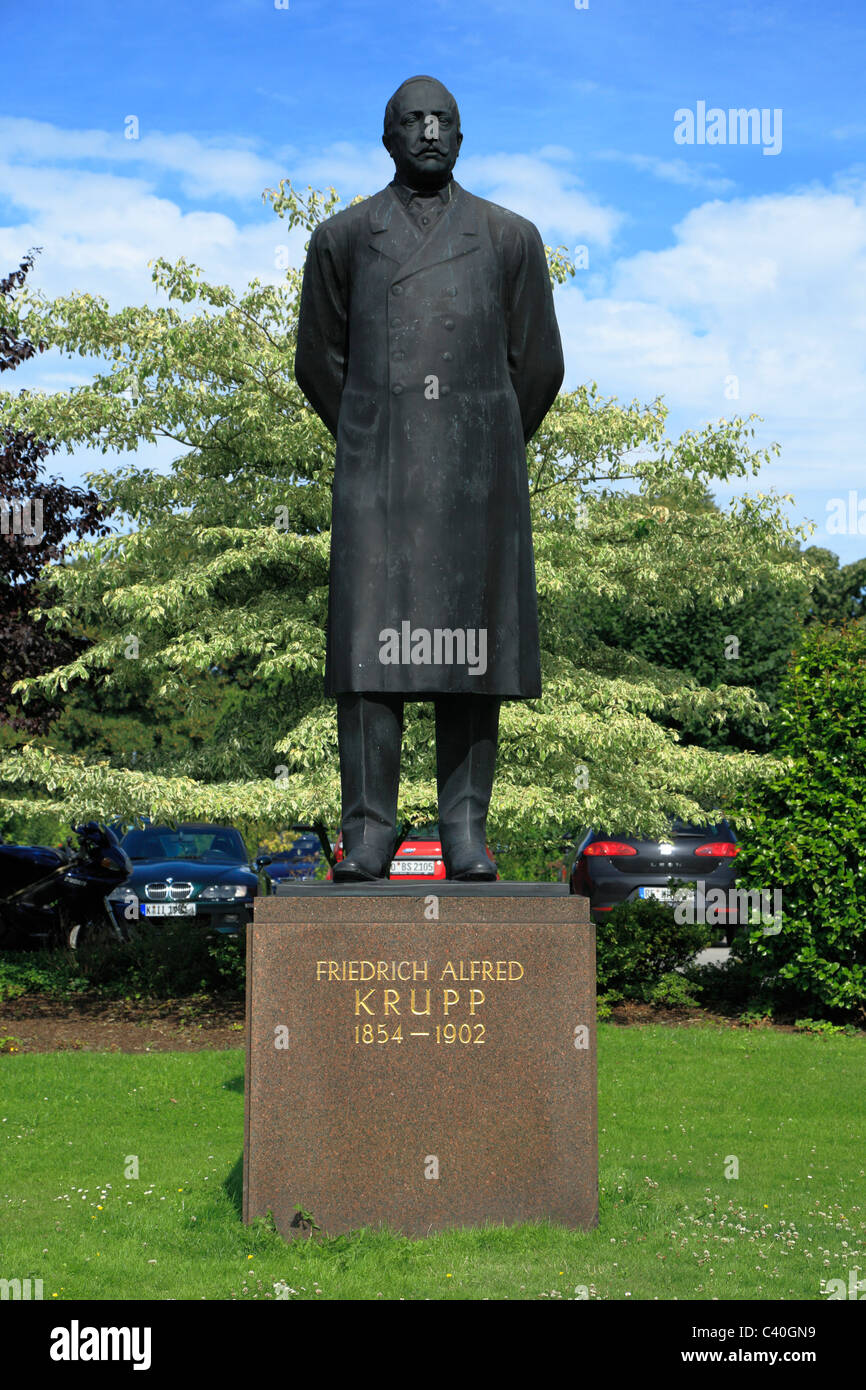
<box><xmin>0</xmin><ymin>1024</ymin><xmax>863</xmax><ymax>1300</ymax></box>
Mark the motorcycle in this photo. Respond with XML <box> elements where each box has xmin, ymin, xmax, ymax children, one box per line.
<box><xmin>0</xmin><ymin>821</ymin><xmax>132</xmax><ymax>951</ymax></box>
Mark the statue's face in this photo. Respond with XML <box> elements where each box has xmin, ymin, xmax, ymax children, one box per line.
<box><xmin>383</xmin><ymin>79</ymin><xmax>462</xmax><ymax>189</ymax></box>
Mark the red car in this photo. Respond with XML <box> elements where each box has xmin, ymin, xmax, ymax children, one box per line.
<box><xmin>328</xmin><ymin>822</ymin><xmax>497</xmax><ymax>882</ymax></box>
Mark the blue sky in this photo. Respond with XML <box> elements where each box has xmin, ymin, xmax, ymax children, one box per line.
<box><xmin>3</xmin><ymin>0</ymin><xmax>865</xmax><ymax>560</ymax></box>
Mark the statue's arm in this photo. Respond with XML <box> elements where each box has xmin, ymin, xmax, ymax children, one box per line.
<box><xmin>294</xmin><ymin>222</ymin><xmax>349</xmax><ymax>439</ymax></box>
<box><xmin>505</xmin><ymin>220</ymin><xmax>565</xmax><ymax>444</ymax></box>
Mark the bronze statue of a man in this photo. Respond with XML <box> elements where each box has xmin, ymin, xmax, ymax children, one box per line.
<box><xmin>295</xmin><ymin>75</ymin><xmax>564</xmax><ymax>881</ymax></box>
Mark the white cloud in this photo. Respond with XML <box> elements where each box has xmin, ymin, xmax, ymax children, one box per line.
<box><xmin>553</xmin><ymin>178</ymin><xmax>866</xmax><ymax>550</ymax></box>
<box><xmin>0</xmin><ymin>117</ymin><xmax>285</xmax><ymax>201</ymax></box>
<box><xmin>592</xmin><ymin>148</ymin><xmax>735</xmax><ymax>193</ymax></box>
<box><xmin>590</xmin><ymin>183</ymin><xmax>866</xmax><ymax>423</ymax></box>
<box><xmin>0</xmin><ymin>162</ymin><xmax>305</xmax><ymax>310</ymax></box>
<box><xmin>289</xmin><ymin>142</ymin><xmax>394</xmax><ymax>201</ymax></box>
<box><xmin>458</xmin><ymin>152</ymin><xmax>622</xmax><ymax>245</ymax></box>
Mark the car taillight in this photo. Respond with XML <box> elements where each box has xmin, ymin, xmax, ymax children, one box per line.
<box><xmin>694</xmin><ymin>842</ymin><xmax>739</xmax><ymax>857</ymax></box>
<box><xmin>583</xmin><ymin>842</ymin><xmax>638</xmax><ymax>857</ymax></box>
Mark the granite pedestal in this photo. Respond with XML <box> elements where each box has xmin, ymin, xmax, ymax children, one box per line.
<box><xmin>243</xmin><ymin>884</ymin><xmax>597</xmax><ymax>1238</ymax></box>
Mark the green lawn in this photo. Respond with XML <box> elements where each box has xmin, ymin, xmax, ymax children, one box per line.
<box><xmin>1</xmin><ymin>1025</ymin><xmax>863</xmax><ymax>1300</ymax></box>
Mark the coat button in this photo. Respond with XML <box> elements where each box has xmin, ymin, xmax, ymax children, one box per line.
<box><xmin>392</xmin><ymin>350</ymin><xmax>405</xmax><ymax>361</ymax></box>
<box><xmin>391</xmin><ymin>285</ymin><xmax>403</xmax><ymax>296</ymax></box>
<box><xmin>444</xmin><ymin>319</ymin><xmax>455</xmax><ymax>329</ymax></box>
<box><xmin>441</xmin><ymin>351</ymin><xmax>453</xmax><ymax>361</ymax></box>
<box><xmin>391</xmin><ymin>317</ymin><xmax>402</xmax><ymax>328</ymax></box>
<box><xmin>392</xmin><ymin>383</ymin><xmax>404</xmax><ymax>395</ymax></box>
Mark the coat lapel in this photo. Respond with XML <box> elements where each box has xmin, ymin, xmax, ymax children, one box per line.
<box><xmin>367</xmin><ymin>182</ymin><xmax>479</xmax><ymax>283</ymax></box>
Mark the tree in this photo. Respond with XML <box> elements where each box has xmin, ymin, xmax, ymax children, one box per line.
<box><xmin>0</xmin><ymin>184</ymin><xmax>817</xmax><ymax>849</ymax></box>
<box><xmin>572</xmin><ymin>485</ymin><xmax>807</xmax><ymax>753</ymax></box>
<box><xmin>0</xmin><ymin>251</ymin><xmax>109</xmax><ymax>738</ymax></box>
<box><xmin>801</xmin><ymin>546</ymin><xmax>866</xmax><ymax>628</ymax></box>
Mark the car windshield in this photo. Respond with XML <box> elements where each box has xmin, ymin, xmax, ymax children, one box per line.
<box><xmin>588</xmin><ymin>819</ymin><xmax>727</xmax><ymax>841</ymax></box>
<box><xmin>401</xmin><ymin>823</ymin><xmax>440</xmax><ymax>841</ymax></box>
<box><xmin>271</xmin><ymin>839</ymin><xmax>320</xmax><ymax>861</ymax></box>
<box><xmin>669</xmin><ymin>819</ymin><xmax>726</xmax><ymax>836</ymax></box>
<box><xmin>122</xmin><ymin>825</ymin><xmax>248</xmax><ymax>863</ymax></box>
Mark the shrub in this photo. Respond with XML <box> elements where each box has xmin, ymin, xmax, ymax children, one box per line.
<box><xmin>0</xmin><ymin>927</ymin><xmax>247</xmax><ymax>1001</ymax></box>
<box><xmin>643</xmin><ymin>971</ymin><xmax>703</xmax><ymax>1010</ymax></box>
<box><xmin>682</xmin><ymin>954</ymin><xmax>768</xmax><ymax>1016</ymax></box>
<box><xmin>0</xmin><ymin>951</ymin><xmax>89</xmax><ymax>1001</ymax></box>
<box><xmin>731</xmin><ymin>622</ymin><xmax>866</xmax><ymax>1020</ymax></box>
<box><xmin>595</xmin><ymin>897</ymin><xmax>712</xmax><ymax>1002</ymax></box>
<box><xmin>77</xmin><ymin>924</ymin><xmax>246</xmax><ymax>998</ymax></box>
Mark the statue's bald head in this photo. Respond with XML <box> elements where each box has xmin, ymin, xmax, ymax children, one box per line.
<box><xmin>382</xmin><ymin>76</ymin><xmax>463</xmax><ymax>191</ymax></box>
<box><xmin>384</xmin><ymin>76</ymin><xmax>460</xmax><ymax>138</ymax></box>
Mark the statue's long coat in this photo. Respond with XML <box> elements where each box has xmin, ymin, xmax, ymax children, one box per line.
<box><xmin>294</xmin><ymin>180</ymin><xmax>564</xmax><ymax>697</ymax></box>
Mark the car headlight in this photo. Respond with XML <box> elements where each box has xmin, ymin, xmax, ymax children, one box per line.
<box><xmin>200</xmin><ymin>884</ymin><xmax>250</xmax><ymax>902</ymax></box>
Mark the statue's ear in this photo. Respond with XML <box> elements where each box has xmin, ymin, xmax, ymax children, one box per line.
<box><xmin>382</xmin><ymin>132</ymin><xmax>393</xmax><ymax>155</ymax></box>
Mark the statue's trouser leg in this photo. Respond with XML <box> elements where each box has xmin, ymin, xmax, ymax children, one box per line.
<box><xmin>336</xmin><ymin>692</ymin><xmax>404</xmax><ymax>877</ymax></box>
<box><xmin>435</xmin><ymin>694</ymin><xmax>501</xmax><ymax>879</ymax></box>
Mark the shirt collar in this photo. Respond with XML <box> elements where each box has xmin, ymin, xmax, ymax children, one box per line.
<box><xmin>390</xmin><ymin>177</ymin><xmax>454</xmax><ymax>206</ymax></box>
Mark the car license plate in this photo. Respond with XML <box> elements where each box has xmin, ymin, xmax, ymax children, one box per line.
<box><xmin>390</xmin><ymin>860</ymin><xmax>436</xmax><ymax>875</ymax></box>
<box><xmin>639</xmin><ymin>886</ymin><xmax>693</xmax><ymax>905</ymax></box>
<box><xmin>141</xmin><ymin>903</ymin><xmax>197</xmax><ymax>917</ymax></box>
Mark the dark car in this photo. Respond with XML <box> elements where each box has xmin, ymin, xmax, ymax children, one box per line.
<box><xmin>256</xmin><ymin>833</ymin><xmax>324</xmax><ymax>887</ymax></box>
<box><xmin>109</xmin><ymin>823</ymin><xmax>264</xmax><ymax>937</ymax></box>
<box><xmin>569</xmin><ymin>818</ymin><xmax>744</xmax><ymax>939</ymax></box>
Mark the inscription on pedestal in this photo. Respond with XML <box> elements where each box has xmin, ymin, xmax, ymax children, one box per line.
<box><xmin>317</xmin><ymin>954</ymin><xmax>525</xmax><ymax>1048</ymax></box>
<box><xmin>244</xmin><ymin>889</ymin><xmax>597</xmax><ymax>1239</ymax></box>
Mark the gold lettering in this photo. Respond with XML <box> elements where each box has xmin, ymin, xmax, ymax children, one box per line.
<box><xmin>383</xmin><ymin>989</ymin><xmax>401</xmax><ymax>1015</ymax></box>
<box><xmin>469</xmin><ymin>988</ymin><xmax>485</xmax><ymax>1014</ymax></box>
<box><xmin>354</xmin><ymin>989</ymin><xmax>375</xmax><ymax>1016</ymax></box>
<box><xmin>316</xmin><ymin>961</ymin><xmax>329</xmax><ymax>980</ymax></box>
<box><xmin>496</xmin><ymin>962</ymin><xmax>507</xmax><ymax>981</ymax></box>
<box><xmin>482</xmin><ymin>961</ymin><xmax>494</xmax><ymax>981</ymax></box>
<box><xmin>348</xmin><ymin>962</ymin><xmax>360</xmax><ymax>981</ymax></box>
<box><xmin>440</xmin><ymin>962</ymin><xmax>457</xmax><ymax>981</ymax></box>
<box><xmin>328</xmin><ymin>961</ymin><xmax>340</xmax><ymax>981</ymax></box>
<box><xmin>410</xmin><ymin>989</ymin><xmax>431</xmax><ymax>1016</ymax></box>
<box><xmin>443</xmin><ymin>988</ymin><xmax>459</xmax><ymax>1015</ymax></box>
<box><xmin>509</xmin><ymin>961</ymin><xmax>524</xmax><ymax>981</ymax></box>
<box><xmin>359</xmin><ymin>961</ymin><xmax>374</xmax><ymax>981</ymax></box>
<box><xmin>413</xmin><ymin>960</ymin><xmax>428</xmax><ymax>980</ymax></box>
<box><xmin>397</xmin><ymin>961</ymin><xmax>412</xmax><ymax>981</ymax></box>
<box><xmin>376</xmin><ymin>961</ymin><xmax>390</xmax><ymax>981</ymax></box>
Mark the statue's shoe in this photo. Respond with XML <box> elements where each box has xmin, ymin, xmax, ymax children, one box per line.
<box><xmin>332</xmin><ymin>843</ymin><xmax>392</xmax><ymax>882</ymax></box>
<box><xmin>444</xmin><ymin>842</ymin><xmax>497</xmax><ymax>882</ymax></box>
